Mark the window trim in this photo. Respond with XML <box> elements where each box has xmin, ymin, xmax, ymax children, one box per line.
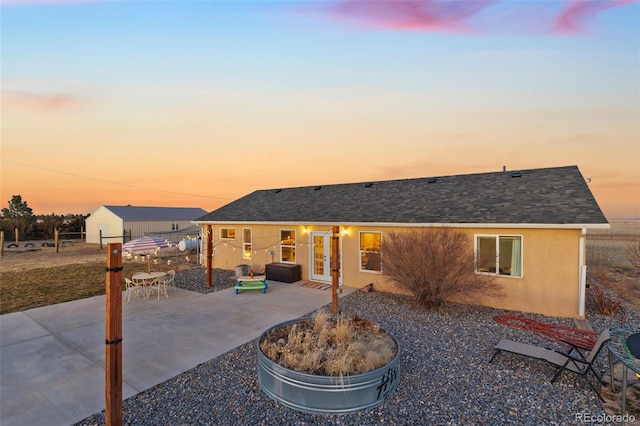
<box><xmin>359</xmin><ymin>231</ymin><xmax>382</xmax><ymax>274</ymax></box>
<box><xmin>220</xmin><ymin>228</ymin><xmax>236</xmax><ymax>240</ymax></box>
<box><xmin>279</xmin><ymin>229</ymin><xmax>296</xmax><ymax>264</ymax></box>
<box><xmin>475</xmin><ymin>234</ymin><xmax>523</xmax><ymax>278</ymax></box>
<box><xmin>242</xmin><ymin>228</ymin><xmax>252</xmax><ymax>260</ymax></box>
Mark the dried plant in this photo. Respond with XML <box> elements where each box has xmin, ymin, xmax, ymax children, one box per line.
<box><xmin>382</xmin><ymin>228</ymin><xmax>503</xmax><ymax>309</ymax></box>
<box><xmin>586</xmin><ymin>282</ymin><xmax>622</xmax><ymax>317</ymax></box>
<box><xmin>624</xmin><ymin>240</ymin><xmax>640</xmax><ymax>270</ymax></box>
<box><xmin>259</xmin><ymin>309</ymin><xmax>396</xmax><ymax>376</ymax></box>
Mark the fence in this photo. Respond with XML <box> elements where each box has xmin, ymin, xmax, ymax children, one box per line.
<box><xmin>99</xmin><ymin>229</ymin><xmax>132</xmax><ymax>250</ymax></box>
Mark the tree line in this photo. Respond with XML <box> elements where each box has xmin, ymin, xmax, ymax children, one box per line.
<box><xmin>0</xmin><ymin>195</ymin><xmax>87</xmax><ymax>240</ymax></box>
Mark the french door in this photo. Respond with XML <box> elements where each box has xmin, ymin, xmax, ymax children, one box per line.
<box><xmin>310</xmin><ymin>231</ymin><xmax>332</xmax><ymax>282</ymax></box>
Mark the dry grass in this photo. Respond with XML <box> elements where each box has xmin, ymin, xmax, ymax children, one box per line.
<box><xmin>587</xmin><ymin>220</ymin><xmax>640</xmax><ymax>314</ymax></box>
<box><xmin>0</xmin><ymin>242</ymin><xmax>199</xmax><ymax>314</ymax></box>
<box><xmin>259</xmin><ymin>309</ymin><xmax>397</xmax><ymax>376</ymax></box>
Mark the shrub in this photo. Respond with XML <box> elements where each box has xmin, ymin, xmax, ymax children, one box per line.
<box><xmin>381</xmin><ymin>228</ymin><xmax>502</xmax><ymax>309</ymax></box>
<box><xmin>624</xmin><ymin>240</ymin><xmax>640</xmax><ymax>270</ymax></box>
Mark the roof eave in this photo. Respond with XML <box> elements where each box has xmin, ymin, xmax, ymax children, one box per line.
<box><xmin>192</xmin><ymin>220</ymin><xmax>610</xmax><ymax>230</ymax></box>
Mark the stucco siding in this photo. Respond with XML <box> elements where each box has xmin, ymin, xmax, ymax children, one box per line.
<box><xmin>203</xmin><ymin>224</ymin><xmax>584</xmax><ymax>318</ymax></box>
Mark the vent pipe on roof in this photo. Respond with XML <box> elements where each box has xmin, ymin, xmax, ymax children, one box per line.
<box><xmin>503</xmin><ymin>165</ymin><xmax>506</xmax><ymax>172</ymax></box>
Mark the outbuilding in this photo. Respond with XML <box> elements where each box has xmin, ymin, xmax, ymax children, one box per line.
<box><xmin>86</xmin><ymin>205</ymin><xmax>207</xmax><ymax>245</ymax></box>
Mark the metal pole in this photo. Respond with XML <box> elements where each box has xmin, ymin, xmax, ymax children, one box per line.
<box><xmin>105</xmin><ymin>243</ymin><xmax>123</xmax><ymax>426</ymax></box>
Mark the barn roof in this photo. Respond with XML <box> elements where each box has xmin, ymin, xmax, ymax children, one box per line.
<box><xmin>103</xmin><ymin>206</ymin><xmax>207</xmax><ymax>221</ymax></box>
<box><xmin>195</xmin><ymin>166</ymin><xmax>608</xmax><ymax>227</ymax></box>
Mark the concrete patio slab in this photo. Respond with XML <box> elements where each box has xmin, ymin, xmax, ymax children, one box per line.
<box><xmin>0</xmin><ymin>281</ymin><xmax>356</xmax><ymax>426</ymax></box>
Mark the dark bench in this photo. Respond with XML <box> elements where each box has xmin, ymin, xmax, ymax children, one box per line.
<box><xmin>265</xmin><ymin>263</ymin><xmax>301</xmax><ymax>283</ymax></box>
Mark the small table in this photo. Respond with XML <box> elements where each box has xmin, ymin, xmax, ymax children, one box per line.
<box><xmin>607</xmin><ymin>327</ymin><xmax>640</xmax><ymax>416</ymax></box>
<box><xmin>235</xmin><ymin>275</ymin><xmax>268</xmax><ymax>294</ymax></box>
<box><xmin>132</xmin><ymin>272</ymin><xmax>168</xmax><ymax>300</ymax></box>
<box><xmin>133</xmin><ymin>271</ymin><xmax>167</xmax><ymax>283</ymax></box>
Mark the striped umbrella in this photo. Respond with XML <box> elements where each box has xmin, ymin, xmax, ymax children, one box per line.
<box><xmin>122</xmin><ymin>236</ymin><xmax>170</xmax><ymax>273</ymax></box>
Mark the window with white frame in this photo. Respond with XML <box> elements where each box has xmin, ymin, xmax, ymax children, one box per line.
<box><xmin>475</xmin><ymin>235</ymin><xmax>522</xmax><ymax>277</ymax></box>
<box><xmin>359</xmin><ymin>231</ymin><xmax>382</xmax><ymax>272</ymax></box>
<box><xmin>280</xmin><ymin>229</ymin><xmax>296</xmax><ymax>263</ymax></box>
<box><xmin>242</xmin><ymin>228</ymin><xmax>252</xmax><ymax>259</ymax></box>
<box><xmin>220</xmin><ymin>228</ymin><xmax>236</xmax><ymax>239</ymax></box>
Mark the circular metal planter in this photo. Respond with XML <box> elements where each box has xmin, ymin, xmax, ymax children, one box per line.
<box><xmin>257</xmin><ymin>318</ymin><xmax>401</xmax><ymax>414</ymax></box>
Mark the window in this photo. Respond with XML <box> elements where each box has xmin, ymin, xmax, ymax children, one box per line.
<box><xmin>220</xmin><ymin>228</ymin><xmax>236</xmax><ymax>239</ymax></box>
<box><xmin>359</xmin><ymin>231</ymin><xmax>382</xmax><ymax>272</ymax></box>
<box><xmin>171</xmin><ymin>223</ymin><xmax>179</xmax><ymax>231</ymax></box>
<box><xmin>242</xmin><ymin>228</ymin><xmax>252</xmax><ymax>259</ymax></box>
<box><xmin>476</xmin><ymin>235</ymin><xmax>522</xmax><ymax>277</ymax></box>
<box><xmin>280</xmin><ymin>229</ymin><xmax>296</xmax><ymax>263</ymax></box>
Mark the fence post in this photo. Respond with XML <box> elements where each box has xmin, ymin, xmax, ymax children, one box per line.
<box><xmin>55</xmin><ymin>228</ymin><xmax>60</xmax><ymax>253</ymax></box>
<box><xmin>14</xmin><ymin>228</ymin><xmax>19</xmax><ymax>245</ymax></box>
<box><xmin>105</xmin><ymin>243</ymin><xmax>123</xmax><ymax>426</ymax></box>
<box><xmin>1</xmin><ymin>231</ymin><xmax>4</xmax><ymax>257</ymax></box>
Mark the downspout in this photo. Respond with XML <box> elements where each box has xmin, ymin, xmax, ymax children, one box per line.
<box><xmin>578</xmin><ymin>228</ymin><xmax>587</xmax><ymax>317</ymax></box>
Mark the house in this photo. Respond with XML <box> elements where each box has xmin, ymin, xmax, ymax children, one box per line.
<box><xmin>193</xmin><ymin>166</ymin><xmax>609</xmax><ymax>318</ymax></box>
<box><xmin>86</xmin><ymin>205</ymin><xmax>207</xmax><ymax>245</ymax></box>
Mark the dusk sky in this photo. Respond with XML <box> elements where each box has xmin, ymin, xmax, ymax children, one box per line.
<box><xmin>1</xmin><ymin>0</ymin><xmax>639</xmax><ymax>219</ymax></box>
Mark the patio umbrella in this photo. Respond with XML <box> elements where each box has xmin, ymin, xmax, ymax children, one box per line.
<box><xmin>122</xmin><ymin>236</ymin><xmax>170</xmax><ymax>273</ymax></box>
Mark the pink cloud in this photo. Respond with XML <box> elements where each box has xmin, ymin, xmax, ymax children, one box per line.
<box><xmin>554</xmin><ymin>0</ymin><xmax>638</xmax><ymax>34</ymax></box>
<box><xmin>325</xmin><ymin>0</ymin><xmax>495</xmax><ymax>33</ymax></box>
<box><xmin>310</xmin><ymin>0</ymin><xmax>637</xmax><ymax>35</ymax></box>
<box><xmin>2</xmin><ymin>89</ymin><xmax>89</xmax><ymax>113</ymax></box>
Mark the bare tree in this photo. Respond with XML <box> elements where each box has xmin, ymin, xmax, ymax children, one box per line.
<box><xmin>382</xmin><ymin>228</ymin><xmax>502</xmax><ymax>309</ymax></box>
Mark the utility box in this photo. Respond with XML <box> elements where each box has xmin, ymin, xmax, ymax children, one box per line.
<box><xmin>266</xmin><ymin>263</ymin><xmax>301</xmax><ymax>283</ymax></box>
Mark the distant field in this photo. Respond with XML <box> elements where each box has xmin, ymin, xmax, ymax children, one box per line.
<box><xmin>589</xmin><ymin>219</ymin><xmax>640</xmax><ymax>240</ymax></box>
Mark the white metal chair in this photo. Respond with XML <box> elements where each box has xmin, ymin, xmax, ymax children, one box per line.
<box><xmin>147</xmin><ymin>276</ymin><xmax>169</xmax><ymax>300</ymax></box>
<box><xmin>124</xmin><ymin>278</ymin><xmax>145</xmax><ymax>302</ymax></box>
<box><xmin>164</xmin><ymin>270</ymin><xmax>176</xmax><ymax>291</ymax></box>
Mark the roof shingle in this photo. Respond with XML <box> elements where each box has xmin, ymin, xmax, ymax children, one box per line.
<box><xmin>195</xmin><ymin>166</ymin><xmax>608</xmax><ymax>226</ymax></box>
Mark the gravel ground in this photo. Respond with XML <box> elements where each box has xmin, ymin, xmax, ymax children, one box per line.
<box><xmin>77</xmin><ymin>268</ymin><xmax>638</xmax><ymax>426</ymax></box>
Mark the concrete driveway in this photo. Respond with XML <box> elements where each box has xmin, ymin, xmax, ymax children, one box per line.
<box><xmin>0</xmin><ymin>281</ymin><xmax>356</xmax><ymax>426</ymax></box>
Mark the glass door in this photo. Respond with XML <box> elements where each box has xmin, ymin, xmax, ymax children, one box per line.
<box><xmin>310</xmin><ymin>231</ymin><xmax>331</xmax><ymax>282</ymax></box>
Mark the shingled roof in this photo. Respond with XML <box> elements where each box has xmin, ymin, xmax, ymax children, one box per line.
<box><xmin>195</xmin><ymin>166</ymin><xmax>608</xmax><ymax>227</ymax></box>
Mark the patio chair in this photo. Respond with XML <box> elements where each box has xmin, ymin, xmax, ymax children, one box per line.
<box><xmin>164</xmin><ymin>270</ymin><xmax>176</xmax><ymax>291</ymax></box>
<box><xmin>124</xmin><ymin>278</ymin><xmax>145</xmax><ymax>303</ymax></box>
<box><xmin>147</xmin><ymin>276</ymin><xmax>169</xmax><ymax>301</ymax></box>
<box><xmin>489</xmin><ymin>329</ymin><xmax>611</xmax><ymax>400</ymax></box>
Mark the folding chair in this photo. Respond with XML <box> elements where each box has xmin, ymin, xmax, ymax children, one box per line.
<box><xmin>490</xmin><ymin>329</ymin><xmax>611</xmax><ymax>400</ymax></box>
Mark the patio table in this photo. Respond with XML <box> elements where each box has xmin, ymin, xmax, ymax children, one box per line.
<box><xmin>607</xmin><ymin>326</ymin><xmax>640</xmax><ymax>416</ymax></box>
<box><xmin>235</xmin><ymin>275</ymin><xmax>268</xmax><ymax>294</ymax></box>
<box><xmin>132</xmin><ymin>271</ymin><xmax>168</xmax><ymax>300</ymax></box>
